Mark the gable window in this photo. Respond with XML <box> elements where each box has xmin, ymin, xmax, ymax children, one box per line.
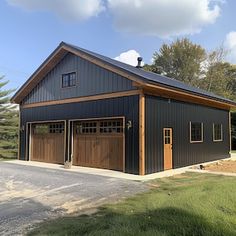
<box><xmin>213</xmin><ymin>123</ymin><xmax>223</xmax><ymax>141</ymax></box>
<box><xmin>62</xmin><ymin>72</ymin><xmax>76</xmax><ymax>88</ymax></box>
<box><xmin>190</xmin><ymin>122</ymin><xmax>203</xmax><ymax>143</ymax></box>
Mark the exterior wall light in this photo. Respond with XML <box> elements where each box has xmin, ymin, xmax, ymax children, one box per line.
<box><xmin>20</xmin><ymin>125</ymin><xmax>25</xmax><ymax>132</ymax></box>
<box><xmin>126</xmin><ymin>120</ymin><xmax>132</xmax><ymax>130</ymax></box>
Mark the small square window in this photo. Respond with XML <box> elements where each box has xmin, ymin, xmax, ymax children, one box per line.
<box><xmin>62</xmin><ymin>72</ymin><xmax>76</xmax><ymax>88</ymax></box>
<box><xmin>190</xmin><ymin>122</ymin><xmax>203</xmax><ymax>143</ymax></box>
<box><xmin>213</xmin><ymin>123</ymin><xmax>223</xmax><ymax>141</ymax></box>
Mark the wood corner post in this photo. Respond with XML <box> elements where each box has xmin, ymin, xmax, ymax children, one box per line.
<box><xmin>139</xmin><ymin>92</ymin><xmax>145</xmax><ymax>175</ymax></box>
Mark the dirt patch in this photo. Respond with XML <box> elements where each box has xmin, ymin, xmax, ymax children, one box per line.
<box><xmin>205</xmin><ymin>160</ymin><xmax>236</xmax><ymax>173</ymax></box>
<box><xmin>147</xmin><ymin>183</ymin><xmax>160</xmax><ymax>189</ymax></box>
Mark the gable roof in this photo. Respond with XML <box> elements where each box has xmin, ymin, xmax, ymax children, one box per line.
<box><xmin>11</xmin><ymin>41</ymin><xmax>236</xmax><ymax>109</ymax></box>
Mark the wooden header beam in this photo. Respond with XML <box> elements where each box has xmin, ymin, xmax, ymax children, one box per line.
<box><xmin>22</xmin><ymin>90</ymin><xmax>141</xmax><ymax>109</ymax></box>
<box><xmin>134</xmin><ymin>82</ymin><xmax>233</xmax><ymax>110</ymax></box>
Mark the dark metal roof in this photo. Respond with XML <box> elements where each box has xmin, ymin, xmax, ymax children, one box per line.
<box><xmin>63</xmin><ymin>42</ymin><xmax>236</xmax><ymax>106</ymax></box>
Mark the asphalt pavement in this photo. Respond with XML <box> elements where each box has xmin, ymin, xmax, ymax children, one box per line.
<box><xmin>0</xmin><ymin>161</ymin><xmax>147</xmax><ymax>236</ymax></box>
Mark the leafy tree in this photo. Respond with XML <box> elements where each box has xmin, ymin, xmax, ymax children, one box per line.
<box><xmin>144</xmin><ymin>38</ymin><xmax>236</xmax><ymax>101</ymax></box>
<box><xmin>145</xmin><ymin>38</ymin><xmax>206</xmax><ymax>87</ymax></box>
<box><xmin>225</xmin><ymin>64</ymin><xmax>236</xmax><ymax>99</ymax></box>
<box><xmin>0</xmin><ymin>76</ymin><xmax>18</xmax><ymax>159</ymax></box>
<box><xmin>197</xmin><ymin>46</ymin><xmax>236</xmax><ymax>100</ymax></box>
<box><xmin>199</xmin><ymin>62</ymin><xmax>236</xmax><ymax>99</ymax></box>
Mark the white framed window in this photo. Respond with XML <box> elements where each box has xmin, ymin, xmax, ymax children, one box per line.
<box><xmin>213</xmin><ymin>123</ymin><xmax>223</xmax><ymax>142</ymax></box>
<box><xmin>190</xmin><ymin>122</ymin><xmax>203</xmax><ymax>143</ymax></box>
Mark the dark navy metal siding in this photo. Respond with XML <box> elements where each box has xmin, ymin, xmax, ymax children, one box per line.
<box><xmin>22</xmin><ymin>53</ymin><xmax>135</xmax><ymax>104</ymax></box>
<box><xmin>145</xmin><ymin>95</ymin><xmax>230</xmax><ymax>174</ymax></box>
<box><xmin>20</xmin><ymin>95</ymin><xmax>139</xmax><ymax>174</ymax></box>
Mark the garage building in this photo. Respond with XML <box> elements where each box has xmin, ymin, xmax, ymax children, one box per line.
<box><xmin>11</xmin><ymin>42</ymin><xmax>236</xmax><ymax>175</ymax></box>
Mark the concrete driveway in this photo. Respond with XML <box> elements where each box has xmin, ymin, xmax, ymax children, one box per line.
<box><xmin>0</xmin><ymin>161</ymin><xmax>147</xmax><ymax>236</ymax></box>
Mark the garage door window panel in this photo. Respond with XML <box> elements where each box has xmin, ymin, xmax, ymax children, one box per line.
<box><xmin>49</xmin><ymin>123</ymin><xmax>64</xmax><ymax>133</ymax></box>
<box><xmin>100</xmin><ymin>120</ymin><xmax>123</xmax><ymax>134</ymax></box>
<box><xmin>34</xmin><ymin>124</ymin><xmax>49</xmax><ymax>134</ymax></box>
<box><xmin>76</xmin><ymin>122</ymin><xmax>97</xmax><ymax>134</ymax></box>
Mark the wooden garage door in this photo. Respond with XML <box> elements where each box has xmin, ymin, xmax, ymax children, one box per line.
<box><xmin>31</xmin><ymin>122</ymin><xmax>65</xmax><ymax>164</ymax></box>
<box><xmin>73</xmin><ymin>119</ymin><xmax>124</xmax><ymax>171</ymax></box>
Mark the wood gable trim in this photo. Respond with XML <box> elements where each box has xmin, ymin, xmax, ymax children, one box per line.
<box><xmin>12</xmin><ymin>45</ymin><xmax>143</xmax><ymax>104</ymax></box>
<box><xmin>12</xmin><ymin>46</ymin><xmax>68</xmax><ymax>104</ymax></box>
<box><xmin>21</xmin><ymin>90</ymin><xmax>141</xmax><ymax>109</ymax></box>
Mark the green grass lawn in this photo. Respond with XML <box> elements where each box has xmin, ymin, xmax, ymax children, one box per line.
<box><xmin>28</xmin><ymin>173</ymin><xmax>236</xmax><ymax>236</ymax></box>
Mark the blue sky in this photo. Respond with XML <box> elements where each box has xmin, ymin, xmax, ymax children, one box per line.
<box><xmin>1</xmin><ymin>0</ymin><xmax>236</xmax><ymax>91</ymax></box>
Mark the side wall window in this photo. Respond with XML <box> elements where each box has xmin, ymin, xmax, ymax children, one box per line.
<box><xmin>190</xmin><ymin>122</ymin><xmax>203</xmax><ymax>143</ymax></box>
<box><xmin>213</xmin><ymin>123</ymin><xmax>223</xmax><ymax>141</ymax></box>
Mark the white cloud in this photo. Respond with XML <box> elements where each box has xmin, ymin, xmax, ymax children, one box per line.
<box><xmin>225</xmin><ymin>31</ymin><xmax>236</xmax><ymax>64</ymax></box>
<box><xmin>6</xmin><ymin>0</ymin><xmax>104</xmax><ymax>21</ymax></box>
<box><xmin>107</xmin><ymin>0</ymin><xmax>221</xmax><ymax>38</ymax></box>
<box><xmin>115</xmin><ymin>50</ymin><xmax>144</xmax><ymax>66</ymax></box>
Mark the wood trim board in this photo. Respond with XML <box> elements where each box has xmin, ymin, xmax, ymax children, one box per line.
<box><xmin>22</xmin><ymin>90</ymin><xmax>141</xmax><ymax>109</ymax></box>
<box><xmin>139</xmin><ymin>92</ymin><xmax>145</xmax><ymax>175</ymax></box>
<box><xmin>142</xmin><ymin>84</ymin><xmax>232</xmax><ymax>110</ymax></box>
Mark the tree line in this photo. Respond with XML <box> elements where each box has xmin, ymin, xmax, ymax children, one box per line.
<box><xmin>143</xmin><ymin>38</ymin><xmax>236</xmax><ymax>101</ymax></box>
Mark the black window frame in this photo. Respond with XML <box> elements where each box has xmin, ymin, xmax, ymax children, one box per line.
<box><xmin>62</xmin><ymin>72</ymin><xmax>77</xmax><ymax>88</ymax></box>
<box><xmin>190</xmin><ymin>122</ymin><xmax>203</xmax><ymax>143</ymax></box>
<box><xmin>213</xmin><ymin>123</ymin><xmax>223</xmax><ymax>142</ymax></box>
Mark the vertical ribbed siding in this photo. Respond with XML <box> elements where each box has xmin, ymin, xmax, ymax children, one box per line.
<box><xmin>20</xmin><ymin>95</ymin><xmax>139</xmax><ymax>174</ymax></box>
<box><xmin>145</xmin><ymin>95</ymin><xmax>230</xmax><ymax>174</ymax></box>
<box><xmin>22</xmin><ymin>53</ymin><xmax>136</xmax><ymax>104</ymax></box>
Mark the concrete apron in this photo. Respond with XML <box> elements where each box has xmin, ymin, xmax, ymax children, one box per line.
<box><xmin>5</xmin><ymin>154</ymin><xmax>235</xmax><ymax>181</ymax></box>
